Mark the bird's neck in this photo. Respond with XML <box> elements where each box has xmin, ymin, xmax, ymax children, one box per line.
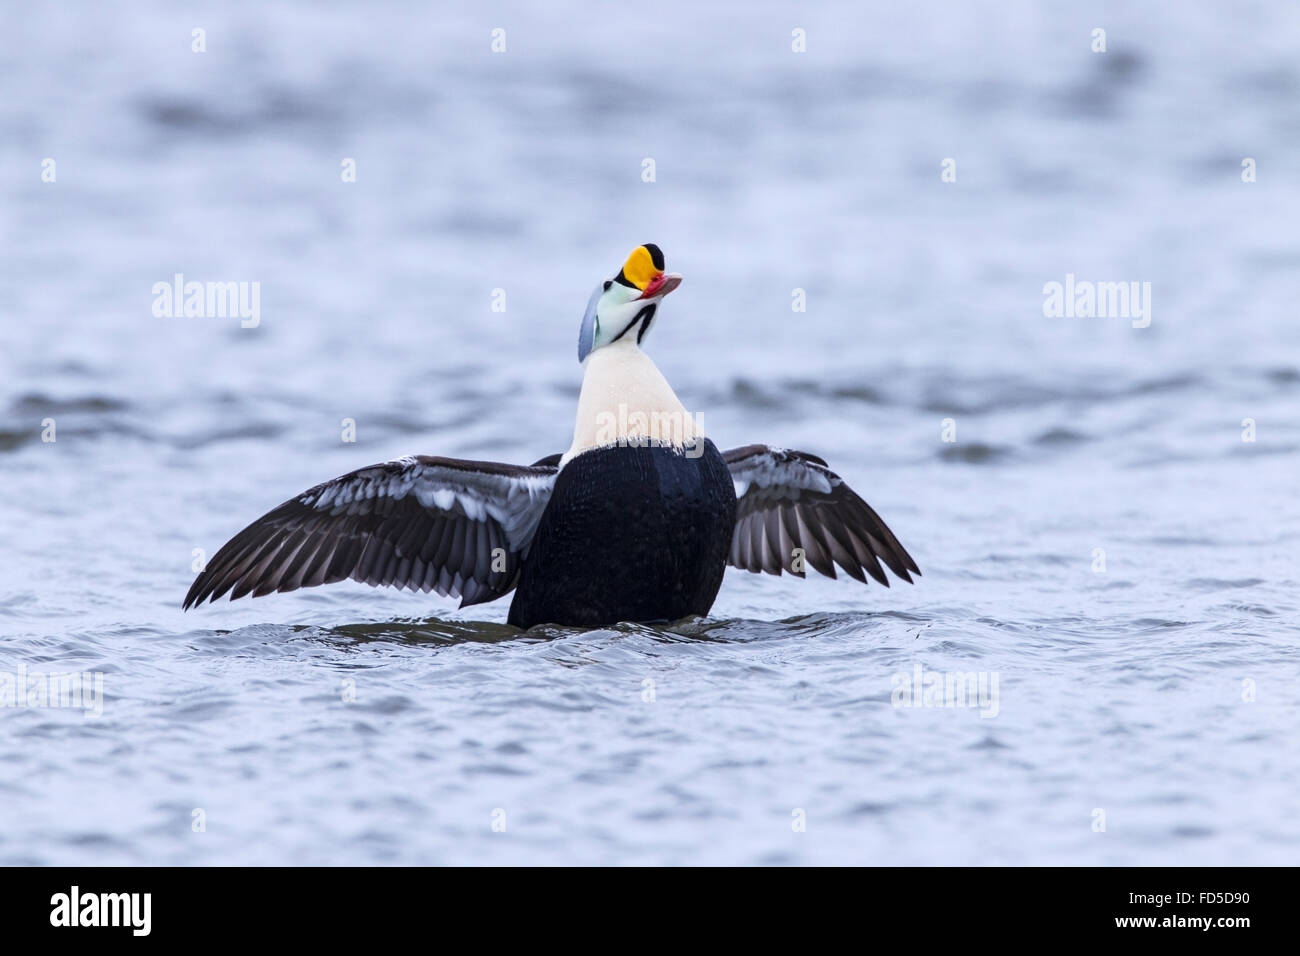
<box><xmin>562</xmin><ymin>340</ymin><xmax>703</xmax><ymax>467</ymax></box>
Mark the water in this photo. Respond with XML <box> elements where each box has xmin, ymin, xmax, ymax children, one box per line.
<box><xmin>2</xmin><ymin>1</ymin><xmax>1298</xmax><ymax>865</ymax></box>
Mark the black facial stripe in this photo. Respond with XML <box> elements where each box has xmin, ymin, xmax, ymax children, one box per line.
<box><xmin>642</xmin><ymin>243</ymin><xmax>664</xmax><ymax>270</ymax></box>
<box><xmin>613</xmin><ymin>270</ymin><xmax>636</xmax><ymax>289</ymax></box>
<box><xmin>610</xmin><ymin>305</ymin><xmax>656</xmax><ymax>345</ymax></box>
<box><xmin>636</xmin><ymin>304</ymin><xmax>657</xmax><ymax>344</ymax></box>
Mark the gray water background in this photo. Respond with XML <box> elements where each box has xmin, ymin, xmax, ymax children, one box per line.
<box><xmin>1</xmin><ymin>1</ymin><xmax>1298</xmax><ymax>864</ymax></box>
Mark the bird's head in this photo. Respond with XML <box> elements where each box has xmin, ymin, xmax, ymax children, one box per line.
<box><xmin>577</xmin><ymin>243</ymin><xmax>682</xmax><ymax>363</ymax></box>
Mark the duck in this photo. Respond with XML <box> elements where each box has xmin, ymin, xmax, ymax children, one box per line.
<box><xmin>183</xmin><ymin>244</ymin><xmax>920</xmax><ymax>627</ymax></box>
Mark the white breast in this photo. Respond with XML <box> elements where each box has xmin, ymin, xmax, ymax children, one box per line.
<box><xmin>561</xmin><ymin>340</ymin><xmax>705</xmax><ymax>467</ymax></box>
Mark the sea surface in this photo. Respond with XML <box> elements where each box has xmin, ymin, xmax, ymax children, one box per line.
<box><xmin>1</xmin><ymin>1</ymin><xmax>1298</xmax><ymax>865</ymax></box>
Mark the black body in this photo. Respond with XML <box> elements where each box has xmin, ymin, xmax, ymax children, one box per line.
<box><xmin>508</xmin><ymin>439</ymin><xmax>737</xmax><ymax>628</ymax></box>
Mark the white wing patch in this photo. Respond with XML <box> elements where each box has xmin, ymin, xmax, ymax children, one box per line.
<box><xmin>303</xmin><ymin>456</ymin><xmax>556</xmax><ymax>553</ymax></box>
<box><xmin>732</xmin><ymin>447</ymin><xmax>835</xmax><ymax>497</ymax></box>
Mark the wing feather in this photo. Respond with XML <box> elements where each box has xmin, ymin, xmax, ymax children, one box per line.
<box><xmin>722</xmin><ymin>445</ymin><xmax>919</xmax><ymax>588</ymax></box>
<box><xmin>183</xmin><ymin>455</ymin><xmax>557</xmax><ymax>610</ymax></box>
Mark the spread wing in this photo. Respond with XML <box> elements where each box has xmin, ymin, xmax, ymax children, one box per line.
<box><xmin>722</xmin><ymin>444</ymin><xmax>920</xmax><ymax>587</ymax></box>
<box><xmin>183</xmin><ymin>455</ymin><xmax>558</xmax><ymax>610</ymax></box>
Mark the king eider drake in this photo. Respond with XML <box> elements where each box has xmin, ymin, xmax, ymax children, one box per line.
<box><xmin>183</xmin><ymin>244</ymin><xmax>920</xmax><ymax>628</ymax></box>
